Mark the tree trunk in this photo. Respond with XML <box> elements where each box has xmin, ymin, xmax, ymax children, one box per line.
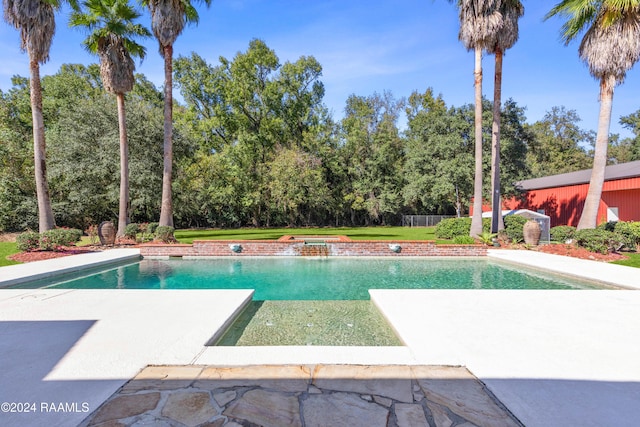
<box><xmin>491</xmin><ymin>47</ymin><xmax>504</xmax><ymax>233</ymax></box>
<box><xmin>470</xmin><ymin>46</ymin><xmax>484</xmax><ymax>238</ymax></box>
<box><xmin>159</xmin><ymin>44</ymin><xmax>174</xmax><ymax>227</ymax></box>
<box><xmin>577</xmin><ymin>75</ymin><xmax>615</xmax><ymax>230</ymax></box>
<box><xmin>116</xmin><ymin>92</ymin><xmax>130</xmax><ymax>237</ymax></box>
<box><xmin>29</xmin><ymin>59</ymin><xmax>56</xmax><ymax>232</ymax></box>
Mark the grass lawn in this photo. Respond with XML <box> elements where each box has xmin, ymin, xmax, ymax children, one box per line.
<box><xmin>175</xmin><ymin>226</ymin><xmax>445</xmax><ymax>244</ymax></box>
<box><xmin>611</xmin><ymin>252</ymin><xmax>640</xmax><ymax>268</ymax></box>
<box><xmin>0</xmin><ymin>241</ymin><xmax>20</xmax><ymax>267</ymax></box>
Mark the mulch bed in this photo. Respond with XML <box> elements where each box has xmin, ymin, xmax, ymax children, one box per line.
<box><xmin>534</xmin><ymin>243</ymin><xmax>627</xmax><ymax>262</ymax></box>
<box><xmin>7</xmin><ymin>246</ymin><xmax>100</xmax><ymax>263</ymax></box>
<box><xmin>7</xmin><ymin>241</ymin><xmax>139</xmax><ymax>263</ymax></box>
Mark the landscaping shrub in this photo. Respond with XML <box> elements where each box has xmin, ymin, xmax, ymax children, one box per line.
<box><xmin>16</xmin><ymin>231</ymin><xmax>40</xmax><ymax>252</ymax></box>
<box><xmin>124</xmin><ymin>223</ymin><xmax>140</xmax><ymax>240</ymax></box>
<box><xmin>597</xmin><ymin>221</ymin><xmax>617</xmax><ymax>232</ymax></box>
<box><xmin>435</xmin><ymin>218</ymin><xmax>471</xmax><ymax>239</ymax></box>
<box><xmin>147</xmin><ymin>222</ymin><xmax>159</xmax><ymax>235</ymax></box>
<box><xmin>476</xmin><ymin>231</ymin><xmax>497</xmax><ymax>245</ymax></box>
<box><xmin>435</xmin><ymin>217</ymin><xmax>492</xmax><ymax>239</ymax></box>
<box><xmin>503</xmin><ymin>215</ymin><xmax>528</xmax><ymax>243</ymax></box>
<box><xmin>614</xmin><ymin>221</ymin><xmax>640</xmax><ymax>251</ymax></box>
<box><xmin>39</xmin><ymin>228</ymin><xmax>83</xmax><ymax>250</ymax></box>
<box><xmin>154</xmin><ymin>225</ymin><xmax>175</xmax><ymax>243</ymax></box>
<box><xmin>452</xmin><ymin>235</ymin><xmax>476</xmax><ymax>244</ymax></box>
<box><xmin>61</xmin><ymin>228</ymin><xmax>83</xmax><ymax>244</ymax></box>
<box><xmin>573</xmin><ymin>228</ymin><xmax>623</xmax><ymax>254</ymax></box>
<box><xmin>86</xmin><ymin>224</ymin><xmax>99</xmax><ymax>245</ymax></box>
<box><xmin>550</xmin><ymin>225</ymin><xmax>576</xmax><ymax>243</ymax></box>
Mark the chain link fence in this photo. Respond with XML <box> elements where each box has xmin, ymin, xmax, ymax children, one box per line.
<box><xmin>401</xmin><ymin>215</ymin><xmax>455</xmax><ymax>227</ymax></box>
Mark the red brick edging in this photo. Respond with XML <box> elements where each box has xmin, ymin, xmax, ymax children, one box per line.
<box><xmin>139</xmin><ymin>236</ymin><xmax>486</xmax><ymax>257</ymax></box>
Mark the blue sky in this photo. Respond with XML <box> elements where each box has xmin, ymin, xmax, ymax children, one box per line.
<box><xmin>1</xmin><ymin>0</ymin><xmax>639</xmax><ymax>138</ymax></box>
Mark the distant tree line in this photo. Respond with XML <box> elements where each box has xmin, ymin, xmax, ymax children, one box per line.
<box><xmin>1</xmin><ymin>40</ymin><xmax>639</xmax><ymax>232</ymax></box>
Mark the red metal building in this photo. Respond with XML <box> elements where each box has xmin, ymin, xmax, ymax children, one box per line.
<box><xmin>503</xmin><ymin>160</ymin><xmax>640</xmax><ymax>227</ymax></box>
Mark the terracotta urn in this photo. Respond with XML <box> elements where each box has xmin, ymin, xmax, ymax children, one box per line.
<box><xmin>98</xmin><ymin>221</ymin><xmax>116</xmax><ymax>246</ymax></box>
<box><xmin>523</xmin><ymin>220</ymin><xmax>541</xmax><ymax>245</ymax></box>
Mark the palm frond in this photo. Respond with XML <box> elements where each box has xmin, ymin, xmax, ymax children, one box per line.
<box><xmin>546</xmin><ymin>0</ymin><xmax>599</xmax><ymax>44</ymax></box>
<box><xmin>457</xmin><ymin>0</ymin><xmax>504</xmax><ymax>51</ymax></box>
<box><xmin>488</xmin><ymin>0</ymin><xmax>524</xmax><ymax>53</ymax></box>
<box><xmin>145</xmin><ymin>0</ymin><xmax>211</xmax><ymax>52</ymax></box>
<box><xmin>579</xmin><ymin>5</ymin><xmax>640</xmax><ymax>83</ymax></box>
<box><xmin>3</xmin><ymin>0</ymin><xmax>59</xmax><ymax>63</ymax></box>
<box><xmin>69</xmin><ymin>0</ymin><xmax>150</xmax><ymax>93</ymax></box>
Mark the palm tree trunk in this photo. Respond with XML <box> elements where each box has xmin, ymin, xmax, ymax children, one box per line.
<box><xmin>159</xmin><ymin>44</ymin><xmax>174</xmax><ymax>227</ymax></box>
<box><xmin>29</xmin><ymin>59</ymin><xmax>56</xmax><ymax>232</ymax></box>
<box><xmin>470</xmin><ymin>46</ymin><xmax>484</xmax><ymax>238</ymax></box>
<box><xmin>577</xmin><ymin>74</ymin><xmax>615</xmax><ymax>230</ymax></box>
<box><xmin>116</xmin><ymin>92</ymin><xmax>130</xmax><ymax>237</ymax></box>
<box><xmin>491</xmin><ymin>47</ymin><xmax>504</xmax><ymax>233</ymax></box>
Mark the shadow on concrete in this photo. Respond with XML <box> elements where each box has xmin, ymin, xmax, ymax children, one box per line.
<box><xmin>0</xmin><ymin>320</ymin><xmax>123</xmax><ymax>427</ymax></box>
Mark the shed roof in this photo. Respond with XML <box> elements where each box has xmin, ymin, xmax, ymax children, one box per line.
<box><xmin>516</xmin><ymin>160</ymin><xmax>640</xmax><ymax>190</ymax></box>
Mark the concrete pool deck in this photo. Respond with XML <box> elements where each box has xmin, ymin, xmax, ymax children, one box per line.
<box><xmin>0</xmin><ymin>248</ymin><xmax>638</xmax><ymax>426</ymax></box>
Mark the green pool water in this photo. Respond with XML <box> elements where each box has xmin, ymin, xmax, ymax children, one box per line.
<box><xmin>213</xmin><ymin>300</ymin><xmax>403</xmax><ymax>346</ymax></box>
<box><xmin>31</xmin><ymin>257</ymin><xmax>603</xmax><ymax>299</ymax></box>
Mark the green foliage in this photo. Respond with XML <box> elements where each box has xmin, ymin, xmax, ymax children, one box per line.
<box><xmin>614</xmin><ymin>221</ymin><xmax>640</xmax><ymax>250</ymax></box>
<box><xmin>598</xmin><ymin>221</ymin><xmax>618</xmax><ymax>232</ymax></box>
<box><xmin>124</xmin><ymin>223</ymin><xmax>140</xmax><ymax>239</ymax></box>
<box><xmin>39</xmin><ymin>228</ymin><xmax>83</xmax><ymax>250</ymax></box>
<box><xmin>574</xmin><ymin>228</ymin><xmax>623</xmax><ymax>255</ymax></box>
<box><xmin>341</xmin><ymin>92</ymin><xmax>405</xmax><ymax>225</ymax></box>
<box><xmin>0</xmin><ymin>42</ymin><xmax>605</xmax><ymax>232</ymax></box>
<box><xmin>503</xmin><ymin>214</ymin><xmax>528</xmax><ymax>243</ymax></box>
<box><xmin>17</xmin><ymin>228</ymin><xmax>83</xmax><ymax>251</ymax></box>
<box><xmin>452</xmin><ymin>235</ymin><xmax>476</xmax><ymax>244</ymax></box>
<box><xmin>435</xmin><ymin>217</ymin><xmax>472</xmax><ymax>239</ymax></box>
<box><xmin>154</xmin><ymin>226</ymin><xmax>175</xmax><ymax>243</ymax></box>
<box><xmin>550</xmin><ymin>225</ymin><xmax>577</xmax><ymax>243</ymax></box>
<box><xmin>477</xmin><ymin>231</ymin><xmax>497</xmax><ymax>245</ymax></box>
<box><xmin>147</xmin><ymin>222</ymin><xmax>159</xmax><ymax>234</ymax></box>
<box><xmin>403</xmin><ymin>90</ymin><xmax>473</xmax><ymax>216</ymax></box>
<box><xmin>434</xmin><ymin>217</ymin><xmax>491</xmax><ymax>239</ymax></box>
<box><xmin>16</xmin><ymin>231</ymin><xmax>41</xmax><ymax>252</ymax></box>
<box><xmin>526</xmin><ymin>107</ymin><xmax>593</xmax><ymax>178</ymax></box>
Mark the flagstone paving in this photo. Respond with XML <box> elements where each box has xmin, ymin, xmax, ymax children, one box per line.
<box><xmin>80</xmin><ymin>364</ymin><xmax>523</xmax><ymax>427</ymax></box>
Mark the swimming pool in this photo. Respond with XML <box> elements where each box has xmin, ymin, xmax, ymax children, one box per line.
<box><xmin>22</xmin><ymin>257</ymin><xmax>605</xmax><ymax>300</ymax></box>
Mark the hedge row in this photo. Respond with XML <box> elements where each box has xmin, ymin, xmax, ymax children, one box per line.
<box><xmin>435</xmin><ymin>215</ymin><xmax>528</xmax><ymax>243</ymax></box>
<box><xmin>550</xmin><ymin>221</ymin><xmax>640</xmax><ymax>254</ymax></box>
<box><xmin>122</xmin><ymin>222</ymin><xmax>174</xmax><ymax>243</ymax></box>
<box><xmin>16</xmin><ymin>228</ymin><xmax>83</xmax><ymax>252</ymax></box>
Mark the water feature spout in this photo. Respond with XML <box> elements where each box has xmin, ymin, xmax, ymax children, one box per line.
<box><xmin>229</xmin><ymin>244</ymin><xmax>243</xmax><ymax>253</ymax></box>
<box><xmin>388</xmin><ymin>244</ymin><xmax>402</xmax><ymax>253</ymax></box>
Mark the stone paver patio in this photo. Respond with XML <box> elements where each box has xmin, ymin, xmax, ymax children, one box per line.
<box><xmin>80</xmin><ymin>364</ymin><xmax>522</xmax><ymax>427</ymax></box>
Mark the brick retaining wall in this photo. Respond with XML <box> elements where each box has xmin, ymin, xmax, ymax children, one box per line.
<box><xmin>140</xmin><ymin>239</ymin><xmax>486</xmax><ymax>257</ymax></box>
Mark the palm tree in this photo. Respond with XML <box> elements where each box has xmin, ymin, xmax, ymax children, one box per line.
<box><xmin>3</xmin><ymin>0</ymin><xmax>59</xmax><ymax>232</ymax></box>
<box><xmin>143</xmin><ymin>0</ymin><xmax>211</xmax><ymax>227</ymax></box>
<box><xmin>547</xmin><ymin>0</ymin><xmax>640</xmax><ymax>229</ymax></box>
<box><xmin>70</xmin><ymin>0</ymin><xmax>150</xmax><ymax>237</ymax></box>
<box><xmin>487</xmin><ymin>0</ymin><xmax>523</xmax><ymax>233</ymax></box>
<box><xmin>450</xmin><ymin>0</ymin><xmax>503</xmax><ymax>237</ymax></box>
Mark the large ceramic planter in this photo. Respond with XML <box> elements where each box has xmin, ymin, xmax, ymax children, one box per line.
<box><xmin>523</xmin><ymin>220</ymin><xmax>541</xmax><ymax>245</ymax></box>
<box><xmin>98</xmin><ymin>221</ymin><xmax>116</xmax><ymax>246</ymax></box>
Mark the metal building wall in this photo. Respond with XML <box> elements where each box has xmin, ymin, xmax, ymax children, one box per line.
<box><xmin>503</xmin><ymin>177</ymin><xmax>640</xmax><ymax>226</ymax></box>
